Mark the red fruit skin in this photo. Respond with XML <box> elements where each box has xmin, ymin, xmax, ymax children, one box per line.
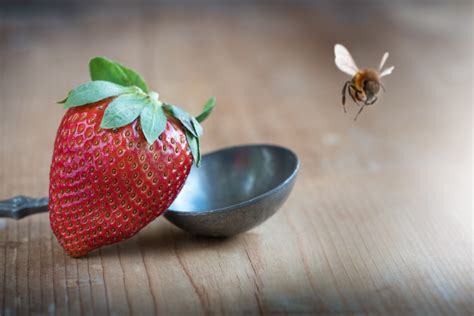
<box><xmin>49</xmin><ymin>98</ymin><xmax>193</xmax><ymax>257</ymax></box>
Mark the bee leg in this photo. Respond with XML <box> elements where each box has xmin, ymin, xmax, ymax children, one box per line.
<box><xmin>353</xmin><ymin>86</ymin><xmax>365</xmax><ymax>103</ymax></box>
<box><xmin>348</xmin><ymin>85</ymin><xmax>362</xmax><ymax>106</ymax></box>
<box><xmin>380</xmin><ymin>83</ymin><xmax>386</xmax><ymax>92</ymax></box>
<box><xmin>341</xmin><ymin>81</ymin><xmax>351</xmax><ymax>113</ymax></box>
<box><xmin>354</xmin><ymin>105</ymin><xmax>366</xmax><ymax>121</ymax></box>
<box><xmin>366</xmin><ymin>97</ymin><xmax>377</xmax><ymax>105</ymax></box>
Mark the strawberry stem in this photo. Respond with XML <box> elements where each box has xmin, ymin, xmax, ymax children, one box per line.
<box><xmin>148</xmin><ymin>91</ymin><xmax>159</xmax><ymax>102</ymax></box>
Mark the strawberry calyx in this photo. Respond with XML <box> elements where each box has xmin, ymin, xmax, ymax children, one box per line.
<box><xmin>58</xmin><ymin>56</ymin><xmax>215</xmax><ymax>166</ymax></box>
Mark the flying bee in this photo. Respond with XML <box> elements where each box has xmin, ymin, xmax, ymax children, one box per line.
<box><xmin>334</xmin><ymin>44</ymin><xmax>394</xmax><ymax>120</ymax></box>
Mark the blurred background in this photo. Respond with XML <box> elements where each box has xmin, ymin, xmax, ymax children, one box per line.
<box><xmin>0</xmin><ymin>0</ymin><xmax>471</xmax><ymax>197</ymax></box>
<box><xmin>0</xmin><ymin>0</ymin><xmax>472</xmax><ymax>314</ymax></box>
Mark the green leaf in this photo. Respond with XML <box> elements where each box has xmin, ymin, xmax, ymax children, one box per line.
<box><xmin>57</xmin><ymin>96</ymin><xmax>68</xmax><ymax>104</ymax></box>
<box><xmin>195</xmin><ymin>96</ymin><xmax>216</xmax><ymax>123</ymax></box>
<box><xmin>64</xmin><ymin>81</ymin><xmax>133</xmax><ymax>109</ymax></box>
<box><xmin>89</xmin><ymin>56</ymin><xmax>149</xmax><ymax>93</ymax></box>
<box><xmin>100</xmin><ymin>93</ymin><xmax>147</xmax><ymax>129</ymax></box>
<box><xmin>162</xmin><ymin>103</ymin><xmax>198</xmax><ymax>138</ymax></box>
<box><xmin>140</xmin><ymin>101</ymin><xmax>167</xmax><ymax>144</ymax></box>
<box><xmin>191</xmin><ymin>117</ymin><xmax>203</xmax><ymax>137</ymax></box>
<box><xmin>185</xmin><ymin>130</ymin><xmax>201</xmax><ymax>166</ymax></box>
<box><xmin>195</xmin><ymin>136</ymin><xmax>201</xmax><ymax>166</ymax></box>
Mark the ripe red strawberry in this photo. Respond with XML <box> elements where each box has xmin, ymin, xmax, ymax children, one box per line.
<box><xmin>50</xmin><ymin>57</ymin><xmax>215</xmax><ymax>257</ymax></box>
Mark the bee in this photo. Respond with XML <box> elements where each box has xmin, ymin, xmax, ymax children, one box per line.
<box><xmin>334</xmin><ymin>44</ymin><xmax>394</xmax><ymax>120</ymax></box>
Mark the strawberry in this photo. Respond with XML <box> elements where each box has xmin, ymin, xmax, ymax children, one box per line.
<box><xmin>50</xmin><ymin>57</ymin><xmax>215</xmax><ymax>257</ymax></box>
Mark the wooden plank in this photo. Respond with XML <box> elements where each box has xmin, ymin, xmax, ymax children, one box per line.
<box><xmin>39</xmin><ymin>215</ymin><xmax>55</xmax><ymax>315</ymax></box>
<box><xmin>18</xmin><ymin>217</ymin><xmax>33</xmax><ymax>315</ymax></box>
<box><xmin>100</xmin><ymin>246</ymin><xmax>131</xmax><ymax>315</ymax></box>
<box><xmin>51</xmin><ymin>237</ymin><xmax>69</xmax><ymax>315</ymax></box>
<box><xmin>138</xmin><ymin>222</ymin><xmax>206</xmax><ymax>315</ymax></box>
<box><xmin>77</xmin><ymin>258</ymin><xmax>95</xmax><ymax>315</ymax></box>
<box><xmin>64</xmin><ymin>253</ymin><xmax>83</xmax><ymax>314</ymax></box>
<box><xmin>116</xmin><ymin>238</ymin><xmax>157</xmax><ymax>315</ymax></box>
<box><xmin>27</xmin><ymin>216</ymin><xmax>42</xmax><ymax>315</ymax></box>
<box><xmin>86</xmin><ymin>248</ymin><xmax>109</xmax><ymax>315</ymax></box>
<box><xmin>3</xmin><ymin>221</ymin><xmax>18</xmax><ymax>315</ymax></box>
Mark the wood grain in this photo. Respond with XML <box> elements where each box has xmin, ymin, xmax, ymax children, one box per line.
<box><xmin>0</xmin><ymin>2</ymin><xmax>472</xmax><ymax>315</ymax></box>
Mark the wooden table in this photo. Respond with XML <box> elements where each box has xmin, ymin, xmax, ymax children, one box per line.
<box><xmin>0</xmin><ymin>3</ymin><xmax>472</xmax><ymax>315</ymax></box>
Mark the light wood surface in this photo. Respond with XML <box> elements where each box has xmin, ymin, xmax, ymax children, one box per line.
<box><xmin>0</xmin><ymin>3</ymin><xmax>472</xmax><ymax>315</ymax></box>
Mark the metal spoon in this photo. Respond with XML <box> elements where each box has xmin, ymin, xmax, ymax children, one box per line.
<box><xmin>0</xmin><ymin>144</ymin><xmax>299</xmax><ymax>237</ymax></box>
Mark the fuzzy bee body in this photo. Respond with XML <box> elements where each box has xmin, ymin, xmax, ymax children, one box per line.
<box><xmin>343</xmin><ymin>69</ymin><xmax>380</xmax><ymax>106</ymax></box>
<box><xmin>335</xmin><ymin>44</ymin><xmax>394</xmax><ymax>120</ymax></box>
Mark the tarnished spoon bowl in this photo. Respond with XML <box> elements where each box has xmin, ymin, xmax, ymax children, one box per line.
<box><xmin>164</xmin><ymin>144</ymin><xmax>299</xmax><ymax>237</ymax></box>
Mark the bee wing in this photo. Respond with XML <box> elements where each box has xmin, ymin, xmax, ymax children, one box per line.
<box><xmin>379</xmin><ymin>52</ymin><xmax>389</xmax><ymax>71</ymax></box>
<box><xmin>334</xmin><ymin>44</ymin><xmax>359</xmax><ymax>76</ymax></box>
<box><xmin>380</xmin><ymin>65</ymin><xmax>394</xmax><ymax>77</ymax></box>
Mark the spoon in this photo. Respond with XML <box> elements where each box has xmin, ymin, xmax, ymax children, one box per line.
<box><xmin>0</xmin><ymin>144</ymin><xmax>299</xmax><ymax>237</ymax></box>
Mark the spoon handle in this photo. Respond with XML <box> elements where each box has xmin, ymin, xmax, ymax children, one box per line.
<box><xmin>0</xmin><ymin>196</ymin><xmax>49</xmax><ymax>219</ymax></box>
